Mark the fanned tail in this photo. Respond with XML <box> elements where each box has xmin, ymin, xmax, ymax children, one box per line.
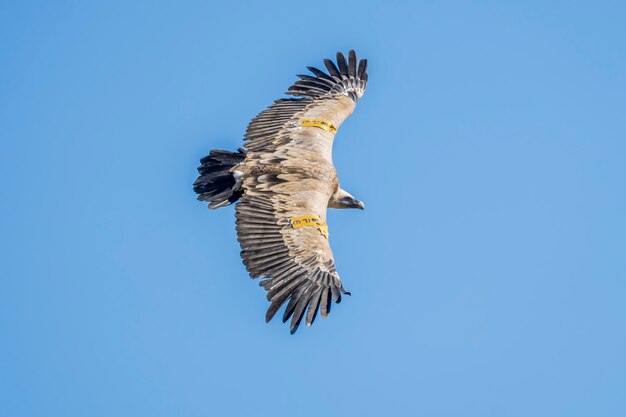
<box><xmin>194</xmin><ymin>148</ymin><xmax>246</xmax><ymax>209</ymax></box>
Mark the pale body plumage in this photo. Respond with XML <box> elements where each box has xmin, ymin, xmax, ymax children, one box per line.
<box><xmin>194</xmin><ymin>51</ymin><xmax>368</xmax><ymax>333</ymax></box>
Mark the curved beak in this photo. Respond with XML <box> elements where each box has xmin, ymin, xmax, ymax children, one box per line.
<box><xmin>356</xmin><ymin>200</ymin><xmax>365</xmax><ymax>210</ymax></box>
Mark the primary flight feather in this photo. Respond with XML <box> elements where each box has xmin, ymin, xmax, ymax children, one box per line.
<box><xmin>194</xmin><ymin>50</ymin><xmax>368</xmax><ymax>333</ymax></box>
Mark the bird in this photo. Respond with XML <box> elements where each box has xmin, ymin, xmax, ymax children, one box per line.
<box><xmin>193</xmin><ymin>50</ymin><xmax>368</xmax><ymax>333</ymax></box>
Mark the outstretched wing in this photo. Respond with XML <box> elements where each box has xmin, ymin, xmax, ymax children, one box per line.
<box><xmin>236</xmin><ymin>51</ymin><xmax>368</xmax><ymax>333</ymax></box>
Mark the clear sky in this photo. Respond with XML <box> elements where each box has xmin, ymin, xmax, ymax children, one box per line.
<box><xmin>2</xmin><ymin>1</ymin><xmax>625</xmax><ymax>416</ymax></box>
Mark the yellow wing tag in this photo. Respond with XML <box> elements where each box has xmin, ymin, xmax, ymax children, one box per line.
<box><xmin>299</xmin><ymin>118</ymin><xmax>337</xmax><ymax>133</ymax></box>
<box><xmin>290</xmin><ymin>215</ymin><xmax>329</xmax><ymax>239</ymax></box>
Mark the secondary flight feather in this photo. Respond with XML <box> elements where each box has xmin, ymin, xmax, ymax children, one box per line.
<box><xmin>194</xmin><ymin>50</ymin><xmax>368</xmax><ymax>333</ymax></box>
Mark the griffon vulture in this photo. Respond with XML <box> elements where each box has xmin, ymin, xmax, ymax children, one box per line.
<box><xmin>194</xmin><ymin>50</ymin><xmax>368</xmax><ymax>333</ymax></box>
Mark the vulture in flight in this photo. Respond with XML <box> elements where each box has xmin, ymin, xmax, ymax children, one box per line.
<box><xmin>194</xmin><ymin>50</ymin><xmax>368</xmax><ymax>333</ymax></box>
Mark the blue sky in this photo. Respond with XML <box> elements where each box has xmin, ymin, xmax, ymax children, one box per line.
<box><xmin>1</xmin><ymin>1</ymin><xmax>625</xmax><ymax>416</ymax></box>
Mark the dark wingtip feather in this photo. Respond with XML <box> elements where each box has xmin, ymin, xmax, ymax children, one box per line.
<box><xmin>305</xmin><ymin>292</ymin><xmax>322</xmax><ymax>327</ymax></box>
<box><xmin>348</xmin><ymin>50</ymin><xmax>357</xmax><ymax>78</ymax></box>
<box><xmin>265</xmin><ymin>301</ymin><xmax>281</xmax><ymax>323</ymax></box>
<box><xmin>357</xmin><ymin>59</ymin><xmax>368</xmax><ymax>79</ymax></box>
<box><xmin>290</xmin><ymin>317</ymin><xmax>303</xmax><ymax>334</ymax></box>
<box><xmin>282</xmin><ymin>291</ymin><xmax>301</xmax><ymax>323</ymax></box>
<box><xmin>320</xmin><ymin>288</ymin><xmax>331</xmax><ymax>318</ymax></box>
<box><xmin>289</xmin><ymin>293</ymin><xmax>312</xmax><ymax>334</ymax></box>
<box><xmin>331</xmin><ymin>286</ymin><xmax>342</xmax><ymax>303</ymax></box>
<box><xmin>307</xmin><ymin>66</ymin><xmax>334</xmax><ymax>82</ymax></box>
<box><xmin>324</xmin><ymin>59</ymin><xmax>340</xmax><ymax>78</ymax></box>
<box><xmin>287</xmin><ymin>51</ymin><xmax>367</xmax><ymax>99</ymax></box>
<box><xmin>296</xmin><ymin>74</ymin><xmax>333</xmax><ymax>87</ymax></box>
<box><xmin>336</xmin><ymin>52</ymin><xmax>348</xmax><ymax>76</ymax></box>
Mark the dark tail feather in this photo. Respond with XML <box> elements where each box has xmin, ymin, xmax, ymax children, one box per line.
<box><xmin>194</xmin><ymin>148</ymin><xmax>246</xmax><ymax>209</ymax></box>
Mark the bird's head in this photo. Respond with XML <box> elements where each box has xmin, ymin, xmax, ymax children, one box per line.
<box><xmin>329</xmin><ymin>188</ymin><xmax>365</xmax><ymax>210</ymax></box>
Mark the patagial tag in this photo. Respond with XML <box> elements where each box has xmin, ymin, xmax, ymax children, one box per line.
<box><xmin>290</xmin><ymin>215</ymin><xmax>329</xmax><ymax>239</ymax></box>
<box><xmin>291</xmin><ymin>215</ymin><xmax>323</xmax><ymax>228</ymax></box>
<box><xmin>299</xmin><ymin>118</ymin><xmax>337</xmax><ymax>133</ymax></box>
